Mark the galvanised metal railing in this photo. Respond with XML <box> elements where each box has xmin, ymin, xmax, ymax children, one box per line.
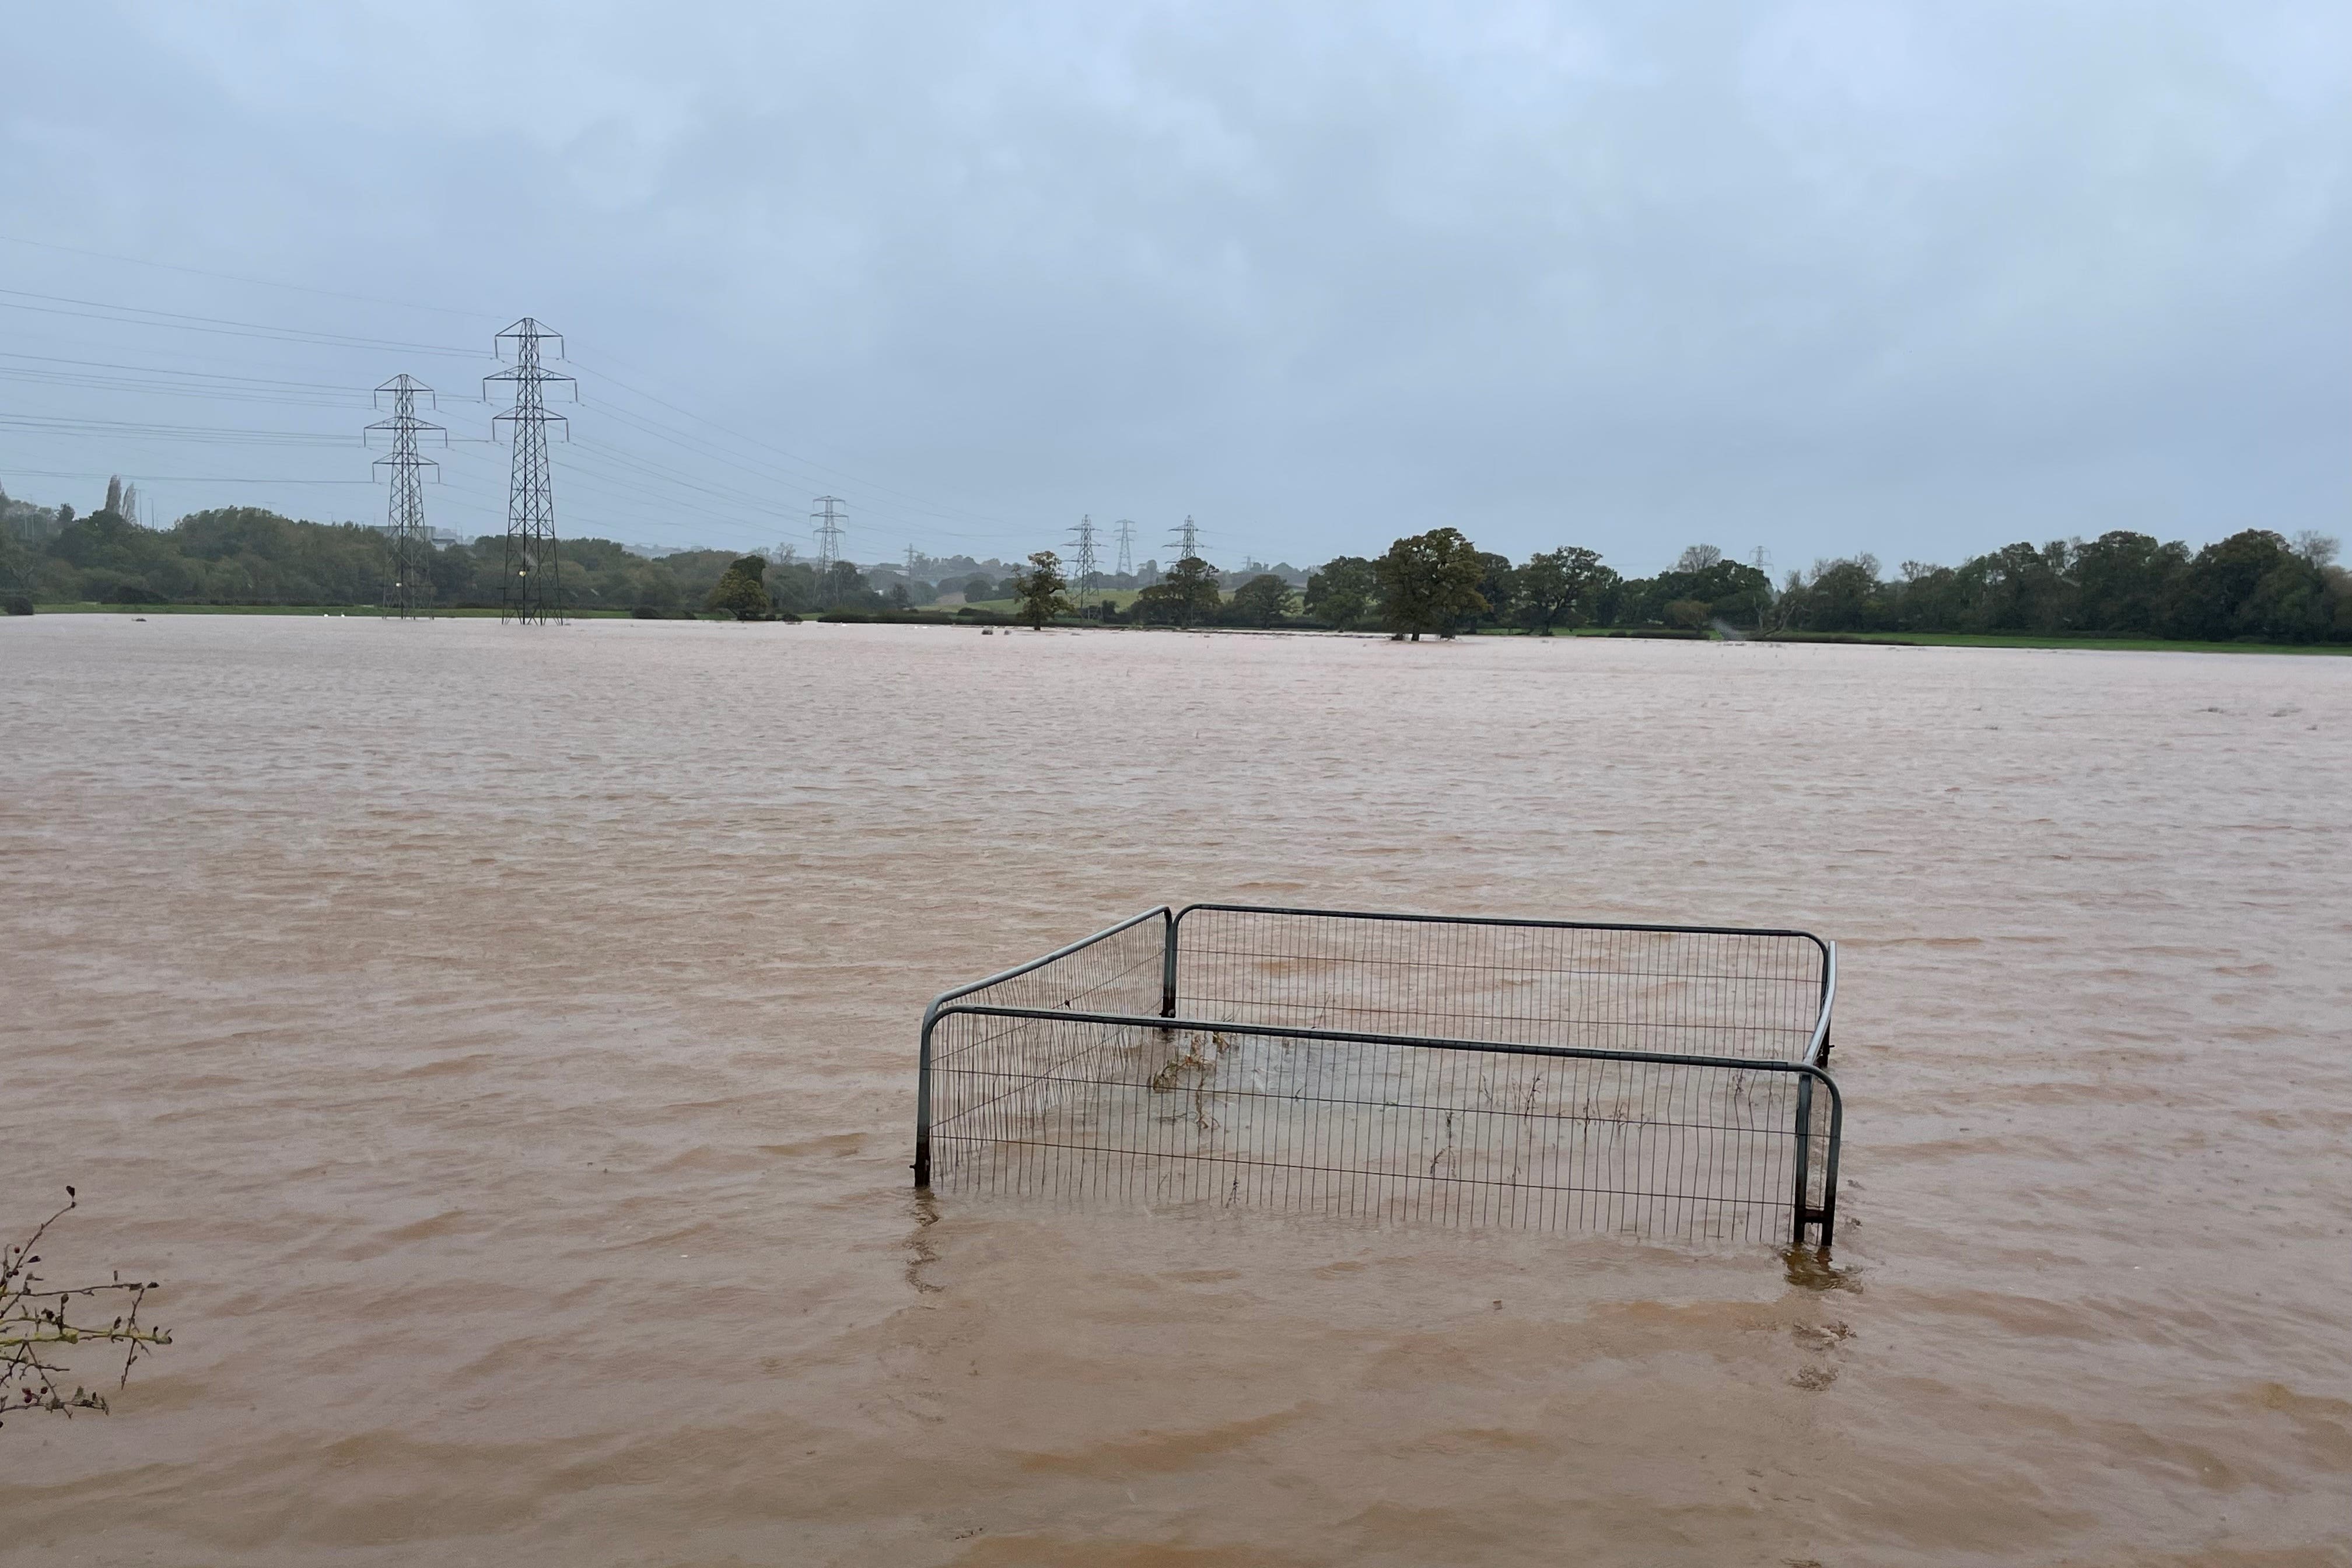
<box><xmin>914</xmin><ymin>904</ymin><xmax>1841</xmax><ymax>1247</ymax></box>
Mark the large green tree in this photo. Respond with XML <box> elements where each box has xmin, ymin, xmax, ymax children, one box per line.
<box><xmin>1514</xmin><ymin>546</ymin><xmax>1609</xmax><ymax>635</ymax></box>
<box><xmin>1131</xmin><ymin>555</ymin><xmax>1223</xmax><ymax>628</ymax></box>
<box><xmin>1227</xmin><ymin>573</ymin><xmax>1295</xmax><ymax>626</ymax></box>
<box><xmin>1304</xmin><ymin>555</ymin><xmax>1377</xmax><ymax>628</ymax></box>
<box><xmin>1374</xmin><ymin>527</ymin><xmax>1488</xmax><ymax>640</ymax></box>
<box><xmin>1012</xmin><ymin>550</ymin><xmax>1074</xmax><ymax>629</ymax></box>
<box><xmin>1471</xmin><ymin>552</ymin><xmax>1517</xmax><ymax>631</ymax></box>
<box><xmin>705</xmin><ymin>555</ymin><xmax>772</xmax><ymax>620</ymax></box>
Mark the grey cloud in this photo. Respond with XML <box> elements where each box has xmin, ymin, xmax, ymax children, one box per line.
<box><xmin>4</xmin><ymin>1</ymin><xmax>2346</xmax><ymax>569</ymax></box>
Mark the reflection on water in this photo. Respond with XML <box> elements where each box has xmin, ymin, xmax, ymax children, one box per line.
<box><xmin>1</xmin><ymin>615</ymin><xmax>2346</xmax><ymax>1565</ymax></box>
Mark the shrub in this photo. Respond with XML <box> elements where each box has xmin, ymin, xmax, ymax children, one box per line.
<box><xmin>3</xmin><ymin>596</ymin><xmax>32</xmax><ymax>617</ymax></box>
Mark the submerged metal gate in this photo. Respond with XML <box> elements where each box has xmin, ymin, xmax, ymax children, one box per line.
<box><xmin>914</xmin><ymin>904</ymin><xmax>1841</xmax><ymax>1247</ymax></box>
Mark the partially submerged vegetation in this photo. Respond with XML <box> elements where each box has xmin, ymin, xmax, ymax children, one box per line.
<box><xmin>2</xmin><ymin>1188</ymin><xmax>170</xmax><ymax>1428</ymax></box>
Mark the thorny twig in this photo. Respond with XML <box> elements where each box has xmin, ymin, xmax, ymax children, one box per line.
<box><xmin>1</xmin><ymin>1188</ymin><xmax>172</xmax><ymax>1429</ymax></box>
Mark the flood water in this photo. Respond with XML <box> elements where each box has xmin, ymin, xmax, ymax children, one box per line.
<box><xmin>2</xmin><ymin>615</ymin><xmax>2347</xmax><ymax>1566</ymax></box>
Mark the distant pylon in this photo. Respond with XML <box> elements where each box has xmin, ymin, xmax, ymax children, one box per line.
<box><xmin>1114</xmin><ymin>519</ymin><xmax>1136</xmax><ymax>578</ymax></box>
<box><xmin>485</xmin><ymin>318</ymin><xmax>575</xmax><ymax>625</ymax></box>
<box><xmin>904</xmin><ymin>543</ymin><xmax>919</xmax><ymax>578</ymax></box>
<box><xmin>813</xmin><ymin>496</ymin><xmax>847</xmax><ymax>580</ymax></box>
<box><xmin>1066</xmin><ymin>514</ymin><xmax>1100</xmax><ymax>615</ymax></box>
<box><xmin>366</xmin><ymin>374</ymin><xmax>443</xmax><ymax>618</ymax></box>
<box><xmin>1169</xmin><ymin>514</ymin><xmax>1200</xmax><ymax>562</ymax></box>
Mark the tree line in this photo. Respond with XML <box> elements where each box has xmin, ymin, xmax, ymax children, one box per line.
<box><xmin>4</xmin><ymin>484</ymin><xmax>2344</xmax><ymax>644</ymax></box>
<box><xmin>1028</xmin><ymin>524</ymin><xmax>2349</xmax><ymax>645</ymax></box>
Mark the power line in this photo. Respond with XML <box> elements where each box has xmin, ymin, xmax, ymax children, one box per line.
<box><xmin>0</xmin><ymin>466</ymin><xmax>374</xmax><ymax>485</ymax></box>
<box><xmin>0</xmin><ymin>281</ymin><xmax>1016</xmax><ymax>555</ymax></box>
<box><xmin>1114</xmin><ymin>519</ymin><xmax>1135</xmax><ymax>577</ymax></box>
<box><xmin>0</xmin><ymin>278</ymin><xmax>1116</xmax><ymax>561</ymax></box>
<box><xmin>486</xmin><ymin>318</ymin><xmax>574</xmax><ymax>625</ymax></box>
<box><xmin>0</xmin><ymin>411</ymin><xmax>384</xmax><ymax>444</ymax></box>
<box><xmin>0</xmin><ymin>288</ymin><xmax>479</xmax><ymax>356</ymax></box>
<box><xmin>1170</xmin><ymin>514</ymin><xmax>1200</xmax><ymax>562</ymax></box>
<box><xmin>2</xmin><ymin>268</ymin><xmax>1024</xmax><ymax>546</ymax></box>
<box><xmin>0</xmin><ymin>233</ymin><xmax>499</xmax><ymax>321</ymax></box>
<box><xmin>567</xmin><ymin>353</ymin><xmax>1021</xmax><ymax>533</ymax></box>
<box><xmin>367</xmin><ymin>374</ymin><xmax>443</xmax><ymax>619</ymax></box>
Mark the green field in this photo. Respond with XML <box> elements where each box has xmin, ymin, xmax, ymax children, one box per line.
<box><xmin>1738</xmin><ymin>629</ymin><xmax>2352</xmax><ymax>656</ymax></box>
<box><xmin>1464</xmin><ymin>625</ymin><xmax>2350</xmax><ymax>655</ymax></box>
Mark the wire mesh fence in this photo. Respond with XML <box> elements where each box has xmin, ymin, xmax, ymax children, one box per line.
<box><xmin>915</xmin><ymin>905</ymin><xmax>1841</xmax><ymax>1247</ymax></box>
<box><xmin>1172</xmin><ymin>905</ymin><xmax>1828</xmax><ymax>1062</ymax></box>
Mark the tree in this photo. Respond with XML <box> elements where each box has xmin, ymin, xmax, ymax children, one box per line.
<box><xmin>2292</xmin><ymin>531</ymin><xmax>2340</xmax><ymax>570</ymax></box>
<box><xmin>2072</xmin><ymin>531</ymin><xmax>2185</xmax><ymax>634</ymax></box>
<box><xmin>1131</xmin><ymin>555</ymin><xmax>1223</xmax><ymax>628</ymax></box>
<box><xmin>1374</xmin><ymin>527</ymin><xmax>1488</xmax><ymax>640</ymax></box>
<box><xmin>1228</xmin><ymin>573</ymin><xmax>1295</xmax><ymax>627</ymax></box>
<box><xmin>1304</xmin><ymin>556</ymin><xmax>1377</xmax><ymax>628</ymax></box>
<box><xmin>818</xmin><ymin>559</ymin><xmax>864</xmax><ymax>607</ymax></box>
<box><xmin>1011</xmin><ymin>550</ymin><xmax>1074</xmax><ymax>629</ymax></box>
<box><xmin>1784</xmin><ymin>556</ymin><xmax>1887</xmax><ymax>632</ymax></box>
<box><xmin>2164</xmin><ymin>529</ymin><xmax>2330</xmax><ymax>642</ymax></box>
<box><xmin>705</xmin><ymin>555</ymin><xmax>772</xmax><ymax>620</ymax></box>
<box><xmin>1514</xmin><ymin>546</ymin><xmax>1608</xmax><ymax>635</ymax></box>
<box><xmin>762</xmin><ymin>559</ymin><xmax>816</xmax><ymax>614</ymax></box>
<box><xmin>963</xmin><ymin>575</ymin><xmax>997</xmax><ymax>601</ymax></box>
<box><xmin>1618</xmin><ymin>553</ymin><xmax>1773</xmax><ymax>629</ymax></box>
<box><xmin>887</xmin><ymin>582</ymin><xmax>912</xmax><ymax>612</ymax></box>
<box><xmin>1471</xmin><ymin>552</ymin><xmax>1517</xmax><ymax>631</ymax></box>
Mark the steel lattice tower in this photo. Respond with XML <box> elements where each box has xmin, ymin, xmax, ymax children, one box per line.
<box><xmin>813</xmin><ymin>496</ymin><xmax>847</xmax><ymax>580</ymax></box>
<box><xmin>1113</xmin><ymin>519</ymin><xmax>1136</xmax><ymax>578</ymax></box>
<box><xmin>485</xmin><ymin>318</ymin><xmax>575</xmax><ymax>625</ymax></box>
<box><xmin>1169</xmin><ymin>514</ymin><xmax>1201</xmax><ymax>562</ymax></box>
<box><xmin>366</xmin><ymin>374</ymin><xmax>443</xmax><ymax>618</ymax></box>
<box><xmin>1066</xmin><ymin>515</ymin><xmax>1099</xmax><ymax>615</ymax></box>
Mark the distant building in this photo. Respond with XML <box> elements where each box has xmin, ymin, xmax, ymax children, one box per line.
<box><xmin>363</xmin><ymin>523</ymin><xmax>464</xmax><ymax>546</ymax></box>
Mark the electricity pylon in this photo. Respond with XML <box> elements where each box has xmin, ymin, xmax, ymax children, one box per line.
<box><xmin>485</xmin><ymin>318</ymin><xmax>575</xmax><ymax>625</ymax></box>
<box><xmin>1169</xmin><ymin>514</ymin><xmax>1200</xmax><ymax>562</ymax></box>
<box><xmin>1066</xmin><ymin>514</ymin><xmax>1100</xmax><ymax>615</ymax></box>
<box><xmin>813</xmin><ymin>496</ymin><xmax>847</xmax><ymax>582</ymax></box>
<box><xmin>366</xmin><ymin>374</ymin><xmax>443</xmax><ymax>618</ymax></box>
<box><xmin>1114</xmin><ymin>519</ymin><xmax>1136</xmax><ymax>577</ymax></box>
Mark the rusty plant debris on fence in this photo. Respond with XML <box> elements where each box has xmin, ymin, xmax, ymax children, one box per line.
<box><xmin>2</xmin><ymin>1188</ymin><xmax>172</xmax><ymax>1427</ymax></box>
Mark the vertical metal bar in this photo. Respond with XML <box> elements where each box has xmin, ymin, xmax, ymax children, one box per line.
<box><xmin>1161</xmin><ymin>908</ymin><xmax>1179</xmax><ymax>1019</ymax></box>
<box><xmin>1788</xmin><ymin>1073</ymin><xmax>1814</xmax><ymax>1246</ymax></box>
<box><xmin>914</xmin><ymin>1012</ymin><xmax>937</xmax><ymax>1188</ymax></box>
<box><xmin>1818</xmin><ymin>1104</ymin><xmax>1840</xmax><ymax>1246</ymax></box>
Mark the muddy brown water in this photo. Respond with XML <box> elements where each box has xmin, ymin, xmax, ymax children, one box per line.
<box><xmin>2</xmin><ymin>616</ymin><xmax>2347</xmax><ymax>1566</ymax></box>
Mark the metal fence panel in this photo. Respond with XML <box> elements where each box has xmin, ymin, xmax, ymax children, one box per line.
<box><xmin>1172</xmin><ymin>905</ymin><xmax>1829</xmax><ymax>1065</ymax></box>
<box><xmin>915</xmin><ymin>906</ymin><xmax>1842</xmax><ymax>1246</ymax></box>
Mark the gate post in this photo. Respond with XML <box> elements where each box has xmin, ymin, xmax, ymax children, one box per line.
<box><xmin>1789</xmin><ymin>1074</ymin><xmax>1815</xmax><ymax>1246</ymax></box>
<box><xmin>913</xmin><ymin>1014</ymin><xmax>936</xmax><ymax>1188</ymax></box>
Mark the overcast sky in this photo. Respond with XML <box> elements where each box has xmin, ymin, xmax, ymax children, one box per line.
<box><xmin>4</xmin><ymin>1</ymin><xmax>2346</xmax><ymax>573</ymax></box>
